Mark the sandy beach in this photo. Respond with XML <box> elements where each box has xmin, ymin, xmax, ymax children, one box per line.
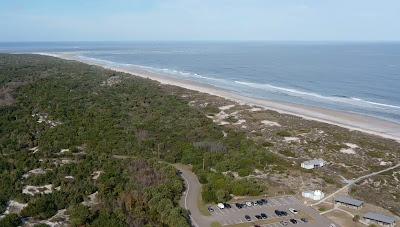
<box><xmin>41</xmin><ymin>52</ymin><xmax>400</xmax><ymax>142</ymax></box>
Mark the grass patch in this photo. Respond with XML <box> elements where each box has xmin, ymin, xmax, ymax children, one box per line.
<box><xmin>211</xmin><ymin>222</ymin><xmax>222</xmax><ymax>227</ymax></box>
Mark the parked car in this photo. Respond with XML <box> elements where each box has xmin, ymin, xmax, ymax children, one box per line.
<box><xmin>217</xmin><ymin>203</ymin><xmax>225</xmax><ymax>209</ymax></box>
<box><xmin>256</xmin><ymin>200</ymin><xmax>263</xmax><ymax>205</ymax></box>
<box><xmin>207</xmin><ymin>207</ymin><xmax>214</xmax><ymax>212</ymax></box>
<box><xmin>301</xmin><ymin>218</ymin><xmax>308</xmax><ymax>223</ymax></box>
<box><xmin>280</xmin><ymin>221</ymin><xmax>288</xmax><ymax>226</ymax></box>
<box><xmin>289</xmin><ymin>208</ymin><xmax>298</xmax><ymax>214</ymax></box>
<box><xmin>224</xmin><ymin>203</ymin><xmax>231</xmax><ymax>208</ymax></box>
<box><xmin>290</xmin><ymin>219</ymin><xmax>298</xmax><ymax>224</ymax></box>
<box><xmin>255</xmin><ymin>215</ymin><xmax>262</xmax><ymax>220</ymax></box>
<box><xmin>245</xmin><ymin>201</ymin><xmax>252</xmax><ymax>207</ymax></box>
<box><xmin>235</xmin><ymin>203</ymin><xmax>243</xmax><ymax>209</ymax></box>
<box><xmin>261</xmin><ymin>213</ymin><xmax>268</xmax><ymax>219</ymax></box>
<box><xmin>260</xmin><ymin>198</ymin><xmax>268</xmax><ymax>204</ymax></box>
<box><xmin>275</xmin><ymin>210</ymin><xmax>288</xmax><ymax>216</ymax></box>
<box><xmin>245</xmin><ymin>215</ymin><xmax>251</xmax><ymax>221</ymax></box>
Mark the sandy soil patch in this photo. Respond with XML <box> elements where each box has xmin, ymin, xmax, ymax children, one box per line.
<box><xmin>284</xmin><ymin>137</ymin><xmax>300</xmax><ymax>142</ymax></box>
<box><xmin>32</xmin><ymin>113</ymin><xmax>62</xmax><ymax>128</ymax></box>
<box><xmin>249</xmin><ymin>107</ymin><xmax>263</xmax><ymax>112</ymax></box>
<box><xmin>344</xmin><ymin>143</ymin><xmax>359</xmax><ymax>149</ymax></box>
<box><xmin>22</xmin><ymin>168</ymin><xmax>47</xmax><ymax>179</ymax></box>
<box><xmin>101</xmin><ymin>75</ymin><xmax>122</xmax><ymax>86</ymax></box>
<box><xmin>82</xmin><ymin>191</ymin><xmax>99</xmax><ymax>207</ymax></box>
<box><xmin>340</xmin><ymin>143</ymin><xmax>360</xmax><ymax>154</ymax></box>
<box><xmin>218</xmin><ymin>104</ymin><xmax>235</xmax><ymax>111</ymax></box>
<box><xmin>2</xmin><ymin>200</ymin><xmax>28</xmax><ymax>215</ymax></box>
<box><xmin>261</xmin><ymin>120</ymin><xmax>281</xmax><ymax>127</ymax></box>
<box><xmin>233</xmin><ymin>119</ymin><xmax>246</xmax><ymax>125</ymax></box>
<box><xmin>28</xmin><ymin>146</ymin><xmax>39</xmax><ymax>153</ymax></box>
<box><xmin>91</xmin><ymin>171</ymin><xmax>103</xmax><ymax>180</ymax></box>
<box><xmin>23</xmin><ymin>184</ymin><xmax>53</xmax><ymax>196</ymax></box>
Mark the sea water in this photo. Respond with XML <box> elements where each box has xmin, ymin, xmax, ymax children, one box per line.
<box><xmin>1</xmin><ymin>41</ymin><xmax>400</xmax><ymax>123</ymax></box>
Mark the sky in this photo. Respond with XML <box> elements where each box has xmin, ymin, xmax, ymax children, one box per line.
<box><xmin>1</xmin><ymin>0</ymin><xmax>400</xmax><ymax>42</ymax></box>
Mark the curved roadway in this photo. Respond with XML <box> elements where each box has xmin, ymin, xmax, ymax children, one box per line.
<box><xmin>175</xmin><ymin>164</ymin><xmax>213</xmax><ymax>227</ymax></box>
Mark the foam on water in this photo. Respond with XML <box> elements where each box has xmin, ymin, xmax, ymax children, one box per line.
<box><xmin>234</xmin><ymin>81</ymin><xmax>400</xmax><ymax>111</ymax></box>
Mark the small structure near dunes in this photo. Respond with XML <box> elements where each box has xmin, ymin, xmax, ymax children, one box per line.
<box><xmin>363</xmin><ymin>212</ymin><xmax>396</xmax><ymax>227</ymax></box>
<box><xmin>302</xmin><ymin>190</ymin><xmax>324</xmax><ymax>200</ymax></box>
<box><xmin>301</xmin><ymin>159</ymin><xmax>325</xmax><ymax>170</ymax></box>
<box><xmin>334</xmin><ymin>195</ymin><xmax>364</xmax><ymax>209</ymax></box>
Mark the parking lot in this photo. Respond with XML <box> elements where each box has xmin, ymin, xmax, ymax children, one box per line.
<box><xmin>209</xmin><ymin>195</ymin><xmax>336</xmax><ymax>227</ymax></box>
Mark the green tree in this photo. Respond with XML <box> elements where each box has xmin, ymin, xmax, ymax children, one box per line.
<box><xmin>0</xmin><ymin>213</ymin><xmax>22</xmax><ymax>227</ymax></box>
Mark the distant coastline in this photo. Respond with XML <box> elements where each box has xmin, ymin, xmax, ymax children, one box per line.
<box><xmin>40</xmin><ymin>52</ymin><xmax>400</xmax><ymax>142</ymax></box>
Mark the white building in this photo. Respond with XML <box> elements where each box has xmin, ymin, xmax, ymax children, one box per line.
<box><xmin>302</xmin><ymin>190</ymin><xmax>325</xmax><ymax>200</ymax></box>
<box><xmin>301</xmin><ymin>159</ymin><xmax>325</xmax><ymax>169</ymax></box>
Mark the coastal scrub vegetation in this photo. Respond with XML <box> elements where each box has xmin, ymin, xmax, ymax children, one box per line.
<box><xmin>0</xmin><ymin>54</ymin><xmax>287</xmax><ymax>225</ymax></box>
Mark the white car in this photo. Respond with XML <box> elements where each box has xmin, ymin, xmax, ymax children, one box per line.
<box><xmin>245</xmin><ymin>201</ymin><xmax>252</xmax><ymax>207</ymax></box>
<box><xmin>217</xmin><ymin>203</ymin><xmax>225</xmax><ymax>209</ymax></box>
<box><xmin>288</xmin><ymin>208</ymin><xmax>298</xmax><ymax>214</ymax></box>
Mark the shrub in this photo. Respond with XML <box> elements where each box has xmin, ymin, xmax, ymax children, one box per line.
<box><xmin>69</xmin><ymin>204</ymin><xmax>92</xmax><ymax>226</ymax></box>
<box><xmin>276</xmin><ymin>130</ymin><xmax>292</xmax><ymax>137</ymax></box>
<box><xmin>21</xmin><ymin>195</ymin><xmax>58</xmax><ymax>219</ymax></box>
<box><xmin>0</xmin><ymin>214</ymin><xmax>21</xmax><ymax>227</ymax></box>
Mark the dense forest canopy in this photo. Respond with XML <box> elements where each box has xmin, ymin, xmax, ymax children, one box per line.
<box><xmin>0</xmin><ymin>54</ymin><xmax>287</xmax><ymax>226</ymax></box>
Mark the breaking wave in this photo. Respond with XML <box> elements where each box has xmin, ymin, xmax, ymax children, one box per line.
<box><xmin>234</xmin><ymin>81</ymin><xmax>400</xmax><ymax>110</ymax></box>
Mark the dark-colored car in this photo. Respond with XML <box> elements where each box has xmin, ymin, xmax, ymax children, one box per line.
<box><xmin>207</xmin><ymin>207</ymin><xmax>214</xmax><ymax>212</ymax></box>
<box><xmin>235</xmin><ymin>203</ymin><xmax>243</xmax><ymax>209</ymax></box>
<box><xmin>255</xmin><ymin>215</ymin><xmax>262</xmax><ymax>220</ymax></box>
<box><xmin>245</xmin><ymin>215</ymin><xmax>251</xmax><ymax>221</ymax></box>
<box><xmin>256</xmin><ymin>200</ymin><xmax>263</xmax><ymax>205</ymax></box>
<box><xmin>261</xmin><ymin>213</ymin><xmax>268</xmax><ymax>219</ymax></box>
<box><xmin>290</xmin><ymin>219</ymin><xmax>298</xmax><ymax>224</ymax></box>
<box><xmin>224</xmin><ymin>203</ymin><xmax>231</xmax><ymax>208</ymax></box>
<box><xmin>260</xmin><ymin>199</ymin><xmax>267</xmax><ymax>204</ymax></box>
<box><xmin>275</xmin><ymin>210</ymin><xmax>288</xmax><ymax>216</ymax></box>
<box><xmin>301</xmin><ymin>218</ymin><xmax>308</xmax><ymax>223</ymax></box>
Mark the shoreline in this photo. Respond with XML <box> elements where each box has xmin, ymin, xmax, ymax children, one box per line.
<box><xmin>41</xmin><ymin>52</ymin><xmax>400</xmax><ymax>142</ymax></box>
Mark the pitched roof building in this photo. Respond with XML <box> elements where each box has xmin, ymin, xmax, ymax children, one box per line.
<box><xmin>363</xmin><ymin>212</ymin><xmax>396</xmax><ymax>227</ymax></box>
<box><xmin>334</xmin><ymin>196</ymin><xmax>364</xmax><ymax>209</ymax></box>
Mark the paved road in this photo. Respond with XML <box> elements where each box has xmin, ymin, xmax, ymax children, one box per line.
<box><xmin>312</xmin><ymin>163</ymin><xmax>400</xmax><ymax>206</ymax></box>
<box><xmin>175</xmin><ymin>164</ymin><xmax>213</xmax><ymax>227</ymax></box>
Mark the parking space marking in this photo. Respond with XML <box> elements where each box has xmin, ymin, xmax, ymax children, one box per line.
<box><xmin>215</xmin><ymin>208</ymin><xmax>223</xmax><ymax>215</ymax></box>
<box><xmin>277</xmin><ymin>197</ymin><xmax>287</xmax><ymax>205</ymax></box>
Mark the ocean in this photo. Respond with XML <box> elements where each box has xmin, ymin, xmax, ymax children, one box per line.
<box><xmin>1</xmin><ymin>41</ymin><xmax>400</xmax><ymax>123</ymax></box>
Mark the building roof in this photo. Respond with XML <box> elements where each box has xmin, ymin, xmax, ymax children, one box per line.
<box><xmin>334</xmin><ymin>196</ymin><xmax>363</xmax><ymax>207</ymax></box>
<box><xmin>363</xmin><ymin>212</ymin><xmax>396</xmax><ymax>224</ymax></box>
<box><xmin>302</xmin><ymin>158</ymin><xmax>325</xmax><ymax>165</ymax></box>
